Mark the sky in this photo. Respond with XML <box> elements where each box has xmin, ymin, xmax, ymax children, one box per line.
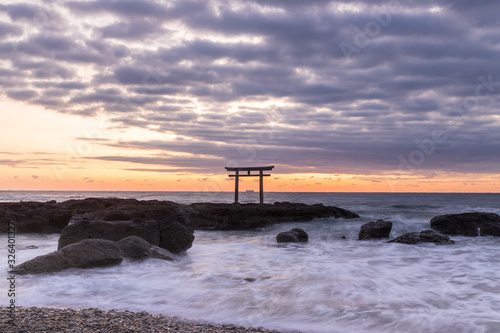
<box><xmin>0</xmin><ymin>0</ymin><xmax>499</xmax><ymax>192</ymax></box>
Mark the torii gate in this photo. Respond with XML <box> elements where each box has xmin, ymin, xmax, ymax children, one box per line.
<box><xmin>225</xmin><ymin>165</ymin><xmax>274</xmax><ymax>204</ymax></box>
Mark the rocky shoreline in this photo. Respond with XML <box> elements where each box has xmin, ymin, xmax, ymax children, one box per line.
<box><xmin>0</xmin><ymin>307</ymin><xmax>291</xmax><ymax>333</ymax></box>
<box><xmin>0</xmin><ymin>198</ymin><xmax>360</xmax><ymax>234</ymax></box>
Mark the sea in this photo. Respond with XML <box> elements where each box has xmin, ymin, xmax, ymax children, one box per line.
<box><xmin>1</xmin><ymin>191</ymin><xmax>500</xmax><ymax>333</ymax></box>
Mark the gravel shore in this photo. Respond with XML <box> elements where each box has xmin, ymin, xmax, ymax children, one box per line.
<box><xmin>1</xmin><ymin>307</ymin><xmax>292</xmax><ymax>333</ymax></box>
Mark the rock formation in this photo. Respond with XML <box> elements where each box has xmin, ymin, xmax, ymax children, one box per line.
<box><xmin>387</xmin><ymin>230</ymin><xmax>454</xmax><ymax>245</ymax></box>
<box><xmin>1</xmin><ymin>198</ymin><xmax>360</xmax><ymax>234</ymax></box>
<box><xmin>11</xmin><ymin>239</ymin><xmax>124</xmax><ymax>275</ymax></box>
<box><xmin>359</xmin><ymin>220</ymin><xmax>393</xmax><ymax>240</ymax></box>
<box><xmin>430</xmin><ymin>212</ymin><xmax>500</xmax><ymax>236</ymax></box>
<box><xmin>276</xmin><ymin>228</ymin><xmax>309</xmax><ymax>243</ymax></box>
<box><xmin>117</xmin><ymin>236</ymin><xmax>175</xmax><ymax>261</ymax></box>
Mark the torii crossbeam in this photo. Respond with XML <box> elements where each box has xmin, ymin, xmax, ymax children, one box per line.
<box><xmin>225</xmin><ymin>165</ymin><xmax>274</xmax><ymax>204</ymax></box>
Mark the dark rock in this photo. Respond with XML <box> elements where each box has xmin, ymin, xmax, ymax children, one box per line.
<box><xmin>276</xmin><ymin>228</ymin><xmax>309</xmax><ymax>243</ymax></box>
<box><xmin>117</xmin><ymin>236</ymin><xmax>152</xmax><ymax>259</ymax></box>
<box><xmin>58</xmin><ymin>219</ymin><xmax>161</xmax><ymax>250</ymax></box>
<box><xmin>359</xmin><ymin>220</ymin><xmax>393</xmax><ymax>240</ymax></box>
<box><xmin>0</xmin><ymin>201</ymin><xmax>72</xmax><ymax>233</ymax></box>
<box><xmin>25</xmin><ymin>245</ymin><xmax>38</xmax><ymax>249</ymax></box>
<box><xmin>117</xmin><ymin>236</ymin><xmax>175</xmax><ymax>260</ymax></box>
<box><xmin>185</xmin><ymin>202</ymin><xmax>359</xmax><ymax>230</ymax></box>
<box><xmin>430</xmin><ymin>212</ymin><xmax>500</xmax><ymax>237</ymax></box>
<box><xmin>149</xmin><ymin>245</ymin><xmax>175</xmax><ymax>261</ymax></box>
<box><xmin>11</xmin><ymin>239</ymin><xmax>124</xmax><ymax>275</ymax></box>
<box><xmin>1</xmin><ymin>198</ymin><xmax>359</xmax><ymax>235</ymax></box>
<box><xmin>387</xmin><ymin>230</ymin><xmax>455</xmax><ymax>245</ymax></box>
<box><xmin>159</xmin><ymin>221</ymin><xmax>195</xmax><ymax>253</ymax></box>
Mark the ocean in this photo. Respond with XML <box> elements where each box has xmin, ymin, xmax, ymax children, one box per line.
<box><xmin>2</xmin><ymin>191</ymin><xmax>500</xmax><ymax>332</ymax></box>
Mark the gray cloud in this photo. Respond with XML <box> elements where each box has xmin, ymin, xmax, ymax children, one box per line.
<box><xmin>1</xmin><ymin>0</ymin><xmax>499</xmax><ymax>177</ymax></box>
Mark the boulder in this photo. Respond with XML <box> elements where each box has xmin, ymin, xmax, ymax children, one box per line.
<box><xmin>387</xmin><ymin>230</ymin><xmax>455</xmax><ymax>245</ymax></box>
<box><xmin>359</xmin><ymin>220</ymin><xmax>393</xmax><ymax>240</ymax></box>
<box><xmin>58</xmin><ymin>219</ymin><xmax>193</xmax><ymax>254</ymax></box>
<box><xmin>11</xmin><ymin>239</ymin><xmax>124</xmax><ymax>275</ymax></box>
<box><xmin>58</xmin><ymin>219</ymin><xmax>161</xmax><ymax>250</ymax></box>
<box><xmin>117</xmin><ymin>236</ymin><xmax>152</xmax><ymax>259</ymax></box>
<box><xmin>159</xmin><ymin>221</ymin><xmax>195</xmax><ymax>253</ymax></box>
<box><xmin>150</xmin><ymin>245</ymin><xmax>176</xmax><ymax>261</ymax></box>
<box><xmin>117</xmin><ymin>236</ymin><xmax>175</xmax><ymax>261</ymax></box>
<box><xmin>276</xmin><ymin>228</ymin><xmax>309</xmax><ymax>243</ymax></box>
<box><xmin>430</xmin><ymin>212</ymin><xmax>500</xmax><ymax>236</ymax></box>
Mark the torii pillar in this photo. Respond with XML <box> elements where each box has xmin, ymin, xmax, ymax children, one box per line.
<box><xmin>225</xmin><ymin>166</ymin><xmax>274</xmax><ymax>204</ymax></box>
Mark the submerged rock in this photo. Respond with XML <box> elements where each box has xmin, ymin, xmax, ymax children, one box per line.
<box><xmin>11</xmin><ymin>239</ymin><xmax>124</xmax><ymax>275</ymax></box>
<box><xmin>387</xmin><ymin>230</ymin><xmax>454</xmax><ymax>245</ymax></box>
<box><xmin>359</xmin><ymin>220</ymin><xmax>393</xmax><ymax>240</ymax></box>
<box><xmin>430</xmin><ymin>212</ymin><xmax>500</xmax><ymax>237</ymax></box>
<box><xmin>276</xmin><ymin>228</ymin><xmax>309</xmax><ymax>243</ymax></box>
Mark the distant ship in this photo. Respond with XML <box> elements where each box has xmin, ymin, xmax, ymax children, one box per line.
<box><xmin>245</xmin><ymin>190</ymin><xmax>255</xmax><ymax>193</ymax></box>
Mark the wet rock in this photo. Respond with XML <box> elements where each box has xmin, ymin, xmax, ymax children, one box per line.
<box><xmin>117</xmin><ymin>236</ymin><xmax>175</xmax><ymax>261</ymax></box>
<box><xmin>359</xmin><ymin>220</ymin><xmax>393</xmax><ymax>240</ymax></box>
<box><xmin>58</xmin><ymin>219</ymin><xmax>193</xmax><ymax>254</ymax></box>
<box><xmin>58</xmin><ymin>219</ymin><xmax>161</xmax><ymax>250</ymax></box>
<box><xmin>1</xmin><ymin>198</ymin><xmax>359</xmax><ymax>235</ymax></box>
<box><xmin>159</xmin><ymin>221</ymin><xmax>195</xmax><ymax>254</ymax></box>
<box><xmin>117</xmin><ymin>236</ymin><xmax>152</xmax><ymax>260</ymax></box>
<box><xmin>0</xmin><ymin>201</ymin><xmax>72</xmax><ymax>233</ymax></box>
<box><xmin>11</xmin><ymin>239</ymin><xmax>124</xmax><ymax>275</ymax></box>
<box><xmin>149</xmin><ymin>245</ymin><xmax>176</xmax><ymax>261</ymax></box>
<box><xmin>430</xmin><ymin>212</ymin><xmax>500</xmax><ymax>237</ymax></box>
<box><xmin>387</xmin><ymin>230</ymin><xmax>455</xmax><ymax>245</ymax></box>
<box><xmin>186</xmin><ymin>202</ymin><xmax>359</xmax><ymax>230</ymax></box>
<box><xmin>276</xmin><ymin>228</ymin><xmax>309</xmax><ymax>243</ymax></box>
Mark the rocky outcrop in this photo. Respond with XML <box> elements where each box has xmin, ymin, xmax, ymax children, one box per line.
<box><xmin>11</xmin><ymin>239</ymin><xmax>124</xmax><ymax>275</ymax></box>
<box><xmin>0</xmin><ymin>198</ymin><xmax>360</xmax><ymax>234</ymax></box>
<box><xmin>359</xmin><ymin>220</ymin><xmax>393</xmax><ymax>240</ymax></box>
<box><xmin>276</xmin><ymin>228</ymin><xmax>309</xmax><ymax>243</ymax></box>
<box><xmin>430</xmin><ymin>212</ymin><xmax>500</xmax><ymax>237</ymax></box>
<box><xmin>58</xmin><ymin>219</ymin><xmax>194</xmax><ymax>254</ymax></box>
<box><xmin>117</xmin><ymin>236</ymin><xmax>175</xmax><ymax>261</ymax></box>
<box><xmin>387</xmin><ymin>230</ymin><xmax>455</xmax><ymax>245</ymax></box>
<box><xmin>184</xmin><ymin>202</ymin><xmax>359</xmax><ymax>230</ymax></box>
<box><xmin>0</xmin><ymin>201</ymin><xmax>72</xmax><ymax>233</ymax></box>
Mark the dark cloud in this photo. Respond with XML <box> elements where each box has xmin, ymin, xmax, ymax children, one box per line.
<box><xmin>1</xmin><ymin>0</ymin><xmax>499</xmax><ymax>176</ymax></box>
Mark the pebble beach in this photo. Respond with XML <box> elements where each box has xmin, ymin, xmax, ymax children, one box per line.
<box><xmin>1</xmin><ymin>307</ymin><xmax>290</xmax><ymax>333</ymax></box>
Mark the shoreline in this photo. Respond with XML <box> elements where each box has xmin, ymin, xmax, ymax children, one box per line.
<box><xmin>1</xmin><ymin>306</ymin><xmax>292</xmax><ymax>333</ymax></box>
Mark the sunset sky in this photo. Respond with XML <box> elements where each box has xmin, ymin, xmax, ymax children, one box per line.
<box><xmin>1</xmin><ymin>0</ymin><xmax>499</xmax><ymax>192</ymax></box>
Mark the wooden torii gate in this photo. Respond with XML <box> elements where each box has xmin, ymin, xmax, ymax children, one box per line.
<box><xmin>225</xmin><ymin>165</ymin><xmax>274</xmax><ymax>204</ymax></box>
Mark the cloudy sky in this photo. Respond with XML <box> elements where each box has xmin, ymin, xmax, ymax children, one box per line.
<box><xmin>1</xmin><ymin>0</ymin><xmax>499</xmax><ymax>192</ymax></box>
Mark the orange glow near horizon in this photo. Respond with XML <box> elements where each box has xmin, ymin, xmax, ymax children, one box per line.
<box><xmin>1</xmin><ymin>100</ymin><xmax>499</xmax><ymax>193</ymax></box>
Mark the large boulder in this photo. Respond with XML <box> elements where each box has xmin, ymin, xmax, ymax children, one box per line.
<box><xmin>58</xmin><ymin>219</ymin><xmax>160</xmax><ymax>249</ymax></box>
<box><xmin>359</xmin><ymin>220</ymin><xmax>393</xmax><ymax>240</ymax></box>
<box><xmin>117</xmin><ymin>236</ymin><xmax>175</xmax><ymax>261</ymax></box>
<box><xmin>11</xmin><ymin>239</ymin><xmax>124</xmax><ymax>275</ymax></box>
<box><xmin>430</xmin><ymin>212</ymin><xmax>500</xmax><ymax>237</ymax></box>
<box><xmin>276</xmin><ymin>228</ymin><xmax>309</xmax><ymax>243</ymax></box>
<box><xmin>387</xmin><ymin>230</ymin><xmax>455</xmax><ymax>245</ymax></box>
<box><xmin>58</xmin><ymin>219</ymin><xmax>194</xmax><ymax>254</ymax></box>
